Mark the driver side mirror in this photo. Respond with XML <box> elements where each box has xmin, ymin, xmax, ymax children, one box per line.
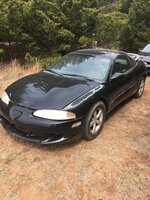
<box><xmin>111</xmin><ymin>72</ymin><xmax>125</xmax><ymax>81</ymax></box>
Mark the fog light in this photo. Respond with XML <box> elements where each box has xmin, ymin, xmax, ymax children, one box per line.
<box><xmin>72</xmin><ymin>122</ymin><xmax>81</xmax><ymax>128</ymax></box>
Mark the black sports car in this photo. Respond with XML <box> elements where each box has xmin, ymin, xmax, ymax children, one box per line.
<box><xmin>139</xmin><ymin>44</ymin><xmax>150</xmax><ymax>74</ymax></box>
<box><xmin>0</xmin><ymin>49</ymin><xmax>147</xmax><ymax>144</ymax></box>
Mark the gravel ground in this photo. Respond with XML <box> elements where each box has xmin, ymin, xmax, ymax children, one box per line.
<box><xmin>0</xmin><ymin>70</ymin><xmax>150</xmax><ymax>200</ymax></box>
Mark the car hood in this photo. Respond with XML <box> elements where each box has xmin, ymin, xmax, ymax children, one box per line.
<box><xmin>6</xmin><ymin>71</ymin><xmax>99</xmax><ymax>110</ymax></box>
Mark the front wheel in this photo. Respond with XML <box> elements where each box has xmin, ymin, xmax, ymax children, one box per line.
<box><xmin>134</xmin><ymin>78</ymin><xmax>146</xmax><ymax>98</ymax></box>
<box><xmin>83</xmin><ymin>101</ymin><xmax>106</xmax><ymax>140</ymax></box>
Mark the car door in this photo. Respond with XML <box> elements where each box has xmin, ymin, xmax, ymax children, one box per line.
<box><xmin>109</xmin><ymin>54</ymin><xmax>136</xmax><ymax>110</ymax></box>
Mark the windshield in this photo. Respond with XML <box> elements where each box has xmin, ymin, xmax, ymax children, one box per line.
<box><xmin>142</xmin><ymin>44</ymin><xmax>150</xmax><ymax>52</ymax></box>
<box><xmin>47</xmin><ymin>54</ymin><xmax>111</xmax><ymax>81</ymax></box>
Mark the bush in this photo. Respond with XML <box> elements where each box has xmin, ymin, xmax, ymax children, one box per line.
<box><xmin>79</xmin><ymin>36</ymin><xmax>93</xmax><ymax>47</ymax></box>
<box><xmin>0</xmin><ymin>48</ymin><xmax>5</xmax><ymax>61</ymax></box>
<box><xmin>40</xmin><ymin>53</ymin><xmax>61</xmax><ymax>68</ymax></box>
<box><xmin>25</xmin><ymin>52</ymin><xmax>37</xmax><ymax>66</ymax></box>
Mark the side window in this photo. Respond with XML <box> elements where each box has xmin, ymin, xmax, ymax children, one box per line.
<box><xmin>112</xmin><ymin>55</ymin><xmax>132</xmax><ymax>75</ymax></box>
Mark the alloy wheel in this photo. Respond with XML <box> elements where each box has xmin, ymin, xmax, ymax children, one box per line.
<box><xmin>139</xmin><ymin>80</ymin><xmax>145</xmax><ymax>96</ymax></box>
<box><xmin>90</xmin><ymin>108</ymin><xmax>104</xmax><ymax>135</ymax></box>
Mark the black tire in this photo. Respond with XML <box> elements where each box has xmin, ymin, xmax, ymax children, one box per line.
<box><xmin>134</xmin><ymin>77</ymin><xmax>146</xmax><ymax>98</ymax></box>
<box><xmin>83</xmin><ymin>101</ymin><xmax>106</xmax><ymax>140</ymax></box>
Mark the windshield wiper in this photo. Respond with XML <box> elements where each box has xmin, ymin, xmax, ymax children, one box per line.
<box><xmin>45</xmin><ymin>69</ymin><xmax>63</xmax><ymax>76</ymax></box>
<box><xmin>62</xmin><ymin>73</ymin><xmax>94</xmax><ymax>81</ymax></box>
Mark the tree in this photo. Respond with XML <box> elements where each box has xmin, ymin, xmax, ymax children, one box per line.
<box><xmin>120</xmin><ymin>0</ymin><xmax>133</xmax><ymax>13</ymax></box>
<box><xmin>96</xmin><ymin>11</ymin><xmax>127</xmax><ymax>48</ymax></box>
<box><xmin>6</xmin><ymin>0</ymin><xmax>75</xmax><ymax>53</ymax></box>
<box><xmin>120</xmin><ymin>0</ymin><xmax>150</xmax><ymax>52</ymax></box>
<box><xmin>1</xmin><ymin>0</ymin><xmax>149</xmax><ymax>60</ymax></box>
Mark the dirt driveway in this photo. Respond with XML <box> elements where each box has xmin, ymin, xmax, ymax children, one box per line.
<box><xmin>0</xmin><ymin>69</ymin><xmax>150</xmax><ymax>200</ymax></box>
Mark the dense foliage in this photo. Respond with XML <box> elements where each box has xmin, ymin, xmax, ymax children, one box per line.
<box><xmin>0</xmin><ymin>0</ymin><xmax>150</xmax><ymax>61</ymax></box>
<box><xmin>120</xmin><ymin>0</ymin><xmax>150</xmax><ymax>52</ymax></box>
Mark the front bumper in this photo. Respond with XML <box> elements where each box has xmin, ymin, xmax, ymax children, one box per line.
<box><xmin>0</xmin><ymin>101</ymin><xmax>84</xmax><ymax>144</ymax></box>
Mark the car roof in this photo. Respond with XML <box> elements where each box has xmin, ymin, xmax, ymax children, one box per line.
<box><xmin>69</xmin><ymin>48</ymin><xmax>127</xmax><ymax>59</ymax></box>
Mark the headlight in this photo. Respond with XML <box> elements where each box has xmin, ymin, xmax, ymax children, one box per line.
<box><xmin>1</xmin><ymin>91</ymin><xmax>10</xmax><ymax>105</ymax></box>
<box><xmin>33</xmin><ymin>109</ymin><xmax>76</xmax><ymax>120</ymax></box>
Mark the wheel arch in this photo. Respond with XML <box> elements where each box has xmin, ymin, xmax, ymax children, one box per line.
<box><xmin>98</xmin><ymin>98</ymin><xmax>109</xmax><ymax>113</ymax></box>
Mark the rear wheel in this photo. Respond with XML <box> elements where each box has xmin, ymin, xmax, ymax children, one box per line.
<box><xmin>83</xmin><ymin>101</ymin><xmax>106</xmax><ymax>140</ymax></box>
<box><xmin>134</xmin><ymin>77</ymin><xmax>145</xmax><ymax>98</ymax></box>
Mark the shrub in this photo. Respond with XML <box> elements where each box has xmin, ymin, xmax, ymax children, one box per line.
<box><xmin>0</xmin><ymin>48</ymin><xmax>5</xmax><ymax>62</ymax></box>
<box><xmin>25</xmin><ymin>52</ymin><xmax>37</xmax><ymax>66</ymax></box>
<box><xmin>40</xmin><ymin>53</ymin><xmax>61</xmax><ymax>68</ymax></box>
